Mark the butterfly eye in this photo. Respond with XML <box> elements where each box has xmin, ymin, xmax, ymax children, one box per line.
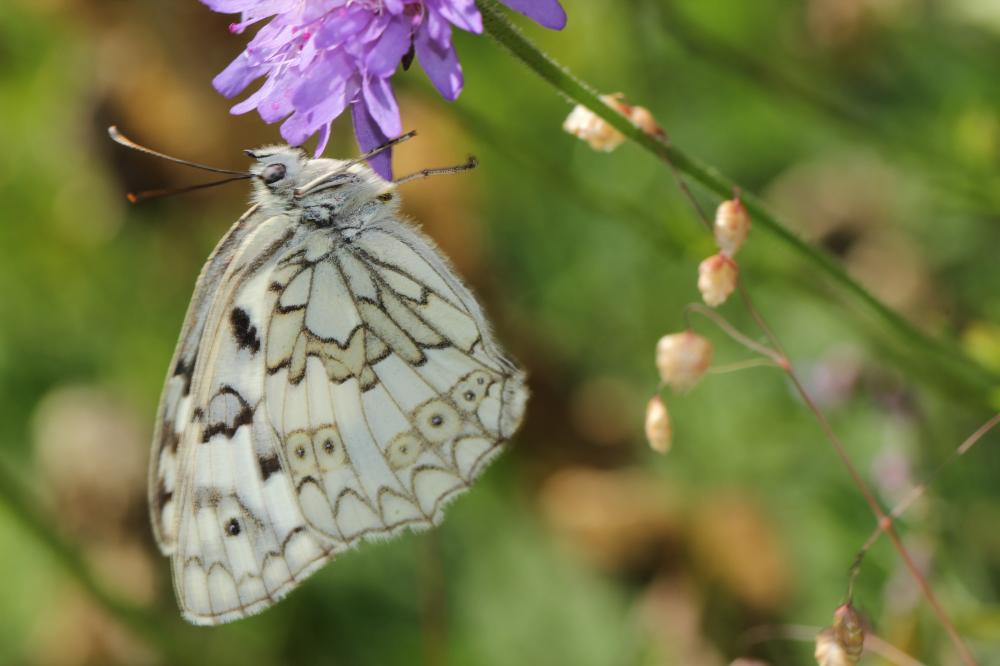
<box><xmin>261</xmin><ymin>163</ymin><xmax>286</xmax><ymax>185</ymax></box>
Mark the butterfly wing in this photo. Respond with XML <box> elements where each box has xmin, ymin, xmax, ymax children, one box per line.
<box><xmin>163</xmin><ymin>211</ymin><xmax>526</xmax><ymax>625</ymax></box>
<box><xmin>163</xmin><ymin>212</ymin><xmax>342</xmax><ymax>625</ymax></box>
<box><xmin>150</xmin><ymin>205</ymin><xmax>268</xmax><ymax>553</ymax></box>
<box><xmin>262</xmin><ymin>218</ymin><xmax>527</xmax><ymax>547</ymax></box>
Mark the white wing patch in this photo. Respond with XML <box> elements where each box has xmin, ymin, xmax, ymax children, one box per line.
<box><xmin>151</xmin><ymin>207</ymin><xmax>527</xmax><ymax>625</ymax></box>
<box><xmin>150</xmin><ymin>205</ymin><xmax>267</xmax><ymax>552</ymax></box>
<box><xmin>261</xmin><ymin>222</ymin><xmax>527</xmax><ymax>551</ymax></box>
<box><xmin>161</xmin><ymin>213</ymin><xmax>344</xmax><ymax>624</ymax></box>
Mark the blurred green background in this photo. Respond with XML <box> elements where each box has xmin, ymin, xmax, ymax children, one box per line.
<box><xmin>1</xmin><ymin>1</ymin><xmax>999</xmax><ymax>664</ymax></box>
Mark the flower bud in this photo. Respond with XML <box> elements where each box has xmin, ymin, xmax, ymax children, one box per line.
<box><xmin>832</xmin><ymin>603</ymin><xmax>864</xmax><ymax>663</ymax></box>
<box><xmin>627</xmin><ymin>105</ymin><xmax>662</xmax><ymax>137</ymax></box>
<box><xmin>814</xmin><ymin>628</ymin><xmax>850</xmax><ymax>666</ymax></box>
<box><xmin>563</xmin><ymin>93</ymin><xmax>663</xmax><ymax>150</ymax></box>
<box><xmin>563</xmin><ymin>94</ymin><xmax>628</xmax><ymax>152</ymax></box>
<box><xmin>655</xmin><ymin>331</ymin><xmax>712</xmax><ymax>390</ymax></box>
<box><xmin>698</xmin><ymin>254</ymin><xmax>738</xmax><ymax>307</ymax></box>
<box><xmin>644</xmin><ymin>396</ymin><xmax>672</xmax><ymax>454</ymax></box>
<box><xmin>714</xmin><ymin>199</ymin><xmax>751</xmax><ymax>256</ymax></box>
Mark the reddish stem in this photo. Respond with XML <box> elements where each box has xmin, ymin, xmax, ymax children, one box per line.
<box><xmin>739</xmin><ymin>285</ymin><xmax>979</xmax><ymax>666</ymax></box>
<box><xmin>657</xmin><ymin>133</ymin><xmax>978</xmax><ymax>664</ymax></box>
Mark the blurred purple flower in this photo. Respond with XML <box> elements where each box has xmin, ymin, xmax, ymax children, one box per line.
<box><xmin>204</xmin><ymin>0</ymin><xmax>567</xmax><ymax>178</ymax></box>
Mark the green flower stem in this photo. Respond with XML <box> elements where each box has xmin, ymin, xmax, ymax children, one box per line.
<box><xmin>477</xmin><ymin>0</ymin><xmax>1000</xmax><ymax>403</ymax></box>
<box><xmin>648</xmin><ymin>0</ymin><xmax>999</xmax><ymax>213</ymax></box>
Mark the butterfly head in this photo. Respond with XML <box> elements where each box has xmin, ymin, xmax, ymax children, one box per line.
<box><xmin>247</xmin><ymin>146</ymin><xmax>393</xmax><ymax>218</ymax></box>
<box><xmin>246</xmin><ymin>146</ymin><xmax>308</xmax><ymax>199</ymax></box>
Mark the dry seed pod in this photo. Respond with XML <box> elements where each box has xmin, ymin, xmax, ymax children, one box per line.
<box><xmin>698</xmin><ymin>254</ymin><xmax>739</xmax><ymax>307</ymax></box>
<box><xmin>644</xmin><ymin>396</ymin><xmax>672</xmax><ymax>453</ymax></box>
<box><xmin>563</xmin><ymin>93</ymin><xmax>663</xmax><ymax>149</ymax></box>
<box><xmin>814</xmin><ymin>628</ymin><xmax>851</xmax><ymax>666</ymax></box>
<box><xmin>627</xmin><ymin>104</ymin><xmax>662</xmax><ymax>136</ymax></box>
<box><xmin>714</xmin><ymin>199</ymin><xmax>751</xmax><ymax>256</ymax></box>
<box><xmin>832</xmin><ymin>603</ymin><xmax>864</xmax><ymax>663</ymax></box>
<box><xmin>562</xmin><ymin>94</ymin><xmax>628</xmax><ymax>152</ymax></box>
<box><xmin>655</xmin><ymin>331</ymin><xmax>712</xmax><ymax>390</ymax></box>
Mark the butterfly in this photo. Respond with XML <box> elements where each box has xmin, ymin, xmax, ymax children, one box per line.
<box><xmin>114</xmin><ymin>129</ymin><xmax>528</xmax><ymax>625</ymax></box>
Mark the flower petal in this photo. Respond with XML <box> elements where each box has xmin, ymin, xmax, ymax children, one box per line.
<box><xmin>352</xmin><ymin>101</ymin><xmax>392</xmax><ymax>180</ymax></box>
<box><xmin>498</xmin><ymin>0</ymin><xmax>566</xmax><ymax>30</ymax></box>
<box><xmin>365</xmin><ymin>14</ymin><xmax>413</xmax><ymax>78</ymax></box>
<box><xmin>204</xmin><ymin>0</ymin><xmax>505</xmax><ymax>162</ymax></box>
<box><xmin>434</xmin><ymin>0</ymin><xmax>482</xmax><ymax>34</ymax></box>
<box><xmin>281</xmin><ymin>78</ymin><xmax>351</xmax><ymax>146</ymax></box>
<box><xmin>315</xmin><ymin>7</ymin><xmax>371</xmax><ymax>49</ymax></box>
<box><xmin>313</xmin><ymin>121</ymin><xmax>332</xmax><ymax>156</ymax></box>
<box><xmin>200</xmin><ymin>0</ymin><xmax>278</xmax><ymax>13</ymax></box>
<box><xmin>422</xmin><ymin>6</ymin><xmax>449</xmax><ymax>44</ymax></box>
<box><xmin>361</xmin><ymin>75</ymin><xmax>402</xmax><ymax>138</ymax></box>
<box><xmin>256</xmin><ymin>86</ymin><xmax>294</xmax><ymax>123</ymax></box>
<box><xmin>291</xmin><ymin>50</ymin><xmax>351</xmax><ymax>110</ymax></box>
<box><xmin>212</xmin><ymin>52</ymin><xmax>263</xmax><ymax>98</ymax></box>
<box><xmin>230</xmin><ymin>79</ymin><xmax>272</xmax><ymax>115</ymax></box>
<box><xmin>414</xmin><ymin>26</ymin><xmax>463</xmax><ymax>101</ymax></box>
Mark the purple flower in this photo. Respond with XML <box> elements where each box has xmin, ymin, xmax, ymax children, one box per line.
<box><xmin>204</xmin><ymin>0</ymin><xmax>567</xmax><ymax>178</ymax></box>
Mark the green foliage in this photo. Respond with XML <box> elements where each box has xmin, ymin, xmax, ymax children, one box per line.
<box><xmin>1</xmin><ymin>1</ymin><xmax>999</xmax><ymax>664</ymax></box>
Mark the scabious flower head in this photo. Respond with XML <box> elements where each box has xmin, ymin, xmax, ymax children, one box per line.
<box><xmin>203</xmin><ymin>0</ymin><xmax>567</xmax><ymax>179</ymax></box>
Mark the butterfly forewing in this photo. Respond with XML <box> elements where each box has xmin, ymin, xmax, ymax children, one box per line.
<box><xmin>175</xmin><ymin>218</ymin><xmax>336</xmax><ymax>623</ymax></box>
<box><xmin>151</xmin><ymin>182</ymin><xmax>527</xmax><ymax>624</ymax></box>
<box><xmin>151</xmin><ymin>204</ymin><xmax>268</xmax><ymax>553</ymax></box>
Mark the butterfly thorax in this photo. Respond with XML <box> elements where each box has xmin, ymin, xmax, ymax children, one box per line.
<box><xmin>247</xmin><ymin>146</ymin><xmax>399</xmax><ymax>231</ymax></box>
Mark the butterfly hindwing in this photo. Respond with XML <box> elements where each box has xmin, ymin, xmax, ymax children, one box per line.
<box><xmin>263</xmin><ymin>218</ymin><xmax>527</xmax><ymax>547</ymax></box>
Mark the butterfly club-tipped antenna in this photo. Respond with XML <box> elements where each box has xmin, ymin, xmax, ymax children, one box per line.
<box><xmin>108</xmin><ymin>126</ymin><xmax>253</xmax><ymax>203</ymax></box>
<box><xmin>295</xmin><ymin>130</ymin><xmax>419</xmax><ymax>197</ymax></box>
<box><xmin>394</xmin><ymin>155</ymin><xmax>478</xmax><ymax>186</ymax></box>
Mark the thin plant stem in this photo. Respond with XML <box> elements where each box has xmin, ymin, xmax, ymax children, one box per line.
<box><xmin>733</xmin><ymin>283</ymin><xmax>979</xmax><ymax>666</ymax></box>
<box><xmin>476</xmin><ymin>0</ymin><xmax>999</xmax><ymax>403</ymax></box>
<box><xmin>708</xmin><ymin>357</ymin><xmax>780</xmax><ymax>374</ymax></box>
<box><xmin>646</xmin><ymin>0</ymin><xmax>1000</xmax><ymax>214</ymax></box>
<box><xmin>435</xmin><ymin>92</ymin><xmax>689</xmax><ymax>258</ymax></box>
<box><xmin>476</xmin><ymin>3</ymin><xmax>982</xmax><ymax>660</ymax></box>
<box><xmin>685</xmin><ymin>303</ymin><xmax>785</xmax><ymax>366</ymax></box>
<box><xmin>848</xmin><ymin>412</ymin><xmax>1000</xmax><ymax>593</ymax></box>
<box><xmin>692</xmin><ymin>284</ymin><xmax>978</xmax><ymax>664</ymax></box>
<box><xmin>890</xmin><ymin>411</ymin><xmax>1000</xmax><ymax>519</ymax></box>
<box><xmin>687</xmin><ymin>213</ymin><xmax>976</xmax><ymax>659</ymax></box>
<box><xmin>739</xmin><ymin>624</ymin><xmax>927</xmax><ymax>666</ymax></box>
<box><xmin>610</xmin><ymin>33</ymin><xmax>978</xmax><ymax>664</ymax></box>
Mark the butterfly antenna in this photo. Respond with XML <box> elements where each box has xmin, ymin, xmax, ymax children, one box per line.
<box><xmin>296</xmin><ymin>130</ymin><xmax>419</xmax><ymax>195</ymax></box>
<box><xmin>124</xmin><ymin>174</ymin><xmax>253</xmax><ymax>204</ymax></box>
<box><xmin>108</xmin><ymin>126</ymin><xmax>251</xmax><ymax>176</ymax></box>
<box><xmin>394</xmin><ymin>155</ymin><xmax>478</xmax><ymax>186</ymax></box>
<box><xmin>342</xmin><ymin>130</ymin><xmax>418</xmax><ymax>170</ymax></box>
